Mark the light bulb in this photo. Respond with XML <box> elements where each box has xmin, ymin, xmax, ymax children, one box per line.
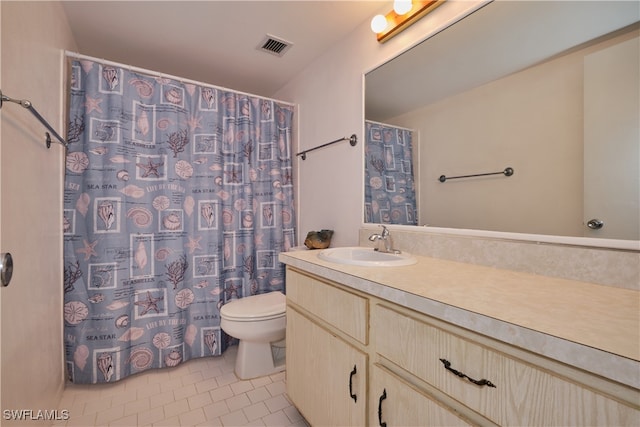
<box><xmin>370</xmin><ymin>14</ymin><xmax>388</xmax><ymax>33</ymax></box>
<box><xmin>393</xmin><ymin>0</ymin><xmax>412</xmax><ymax>15</ymax></box>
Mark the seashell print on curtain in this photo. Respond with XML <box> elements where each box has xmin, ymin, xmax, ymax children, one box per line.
<box><xmin>364</xmin><ymin>121</ymin><xmax>417</xmax><ymax>225</ymax></box>
<box><xmin>63</xmin><ymin>59</ymin><xmax>296</xmax><ymax>384</ymax></box>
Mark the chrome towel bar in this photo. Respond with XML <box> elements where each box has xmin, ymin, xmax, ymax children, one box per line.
<box><xmin>0</xmin><ymin>89</ymin><xmax>68</xmax><ymax>148</ymax></box>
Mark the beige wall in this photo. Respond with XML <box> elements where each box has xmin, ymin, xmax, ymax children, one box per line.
<box><xmin>276</xmin><ymin>1</ymin><xmax>486</xmax><ymax>247</ymax></box>
<box><xmin>388</xmin><ymin>29</ymin><xmax>639</xmax><ymax>238</ymax></box>
<box><xmin>276</xmin><ymin>0</ymin><xmax>638</xmax><ymax>289</ymax></box>
<box><xmin>1</xmin><ymin>1</ymin><xmax>76</xmax><ymax>421</ymax></box>
<box><xmin>397</xmin><ymin>41</ymin><xmax>586</xmax><ymax>236</ymax></box>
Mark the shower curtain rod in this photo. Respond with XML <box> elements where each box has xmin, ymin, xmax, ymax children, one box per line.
<box><xmin>0</xmin><ymin>89</ymin><xmax>68</xmax><ymax>148</ymax></box>
<box><xmin>65</xmin><ymin>51</ymin><xmax>295</xmax><ymax>107</ymax></box>
<box><xmin>365</xmin><ymin>119</ymin><xmax>415</xmax><ymax>132</ymax></box>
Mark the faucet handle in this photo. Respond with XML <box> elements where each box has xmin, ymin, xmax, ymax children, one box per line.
<box><xmin>379</xmin><ymin>225</ymin><xmax>389</xmax><ymax>237</ymax></box>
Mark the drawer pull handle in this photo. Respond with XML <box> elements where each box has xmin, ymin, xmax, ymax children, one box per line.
<box><xmin>349</xmin><ymin>365</ymin><xmax>357</xmax><ymax>402</ymax></box>
<box><xmin>378</xmin><ymin>388</ymin><xmax>387</xmax><ymax>427</ymax></box>
<box><xmin>440</xmin><ymin>358</ymin><xmax>496</xmax><ymax>388</ymax></box>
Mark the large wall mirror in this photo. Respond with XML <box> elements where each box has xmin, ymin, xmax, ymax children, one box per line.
<box><xmin>365</xmin><ymin>1</ymin><xmax>639</xmax><ymax>245</ymax></box>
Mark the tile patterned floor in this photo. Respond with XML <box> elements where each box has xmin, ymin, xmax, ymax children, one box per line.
<box><xmin>54</xmin><ymin>346</ymin><xmax>308</xmax><ymax>426</ymax></box>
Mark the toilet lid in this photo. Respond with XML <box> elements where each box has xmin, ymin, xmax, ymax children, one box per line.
<box><xmin>220</xmin><ymin>291</ymin><xmax>286</xmax><ymax>320</ymax></box>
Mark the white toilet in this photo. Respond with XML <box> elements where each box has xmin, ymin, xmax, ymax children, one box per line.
<box><xmin>219</xmin><ymin>291</ymin><xmax>286</xmax><ymax>379</ymax></box>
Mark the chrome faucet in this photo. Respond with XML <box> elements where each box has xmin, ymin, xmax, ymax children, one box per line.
<box><xmin>368</xmin><ymin>225</ymin><xmax>400</xmax><ymax>254</ymax></box>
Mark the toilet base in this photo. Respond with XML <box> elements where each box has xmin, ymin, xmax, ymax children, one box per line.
<box><xmin>235</xmin><ymin>340</ymin><xmax>285</xmax><ymax>380</ymax></box>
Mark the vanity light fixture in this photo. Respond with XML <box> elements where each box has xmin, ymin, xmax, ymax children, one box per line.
<box><xmin>371</xmin><ymin>0</ymin><xmax>444</xmax><ymax>43</ymax></box>
<box><xmin>393</xmin><ymin>0</ymin><xmax>413</xmax><ymax>15</ymax></box>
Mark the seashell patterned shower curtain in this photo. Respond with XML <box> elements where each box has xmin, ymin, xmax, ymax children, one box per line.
<box><xmin>63</xmin><ymin>58</ymin><xmax>295</xmax><ymax>384</ymax></box>
<box><xmin>364</xmin><ymin>120</ymin><xmax>417</xmax><ymax>225</ymax></box>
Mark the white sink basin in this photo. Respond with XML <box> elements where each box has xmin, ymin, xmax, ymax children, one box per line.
<box><xmin>318</xmin><ymin>246</ymin><xmax>417</xmax><ymax>267</ymax></box>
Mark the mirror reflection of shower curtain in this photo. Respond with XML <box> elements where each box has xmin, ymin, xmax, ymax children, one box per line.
<box><xmin>63</xmin><ymin>58</ymin><xmax>295</xmax><ymax>384</ymax></box>
<box><xmin>365</xmin><ymin>120</ymin><xmax>417</xmax><ymax>225</ymax></box>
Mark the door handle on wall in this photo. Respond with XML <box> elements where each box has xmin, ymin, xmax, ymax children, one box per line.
<box><xmin>1</xmin><ymin>252</ymin><xmax>14</xmax><ymax>287</ymax></box>
<box><xmin>587</xmin><ymin>219</ymin><xmax>604</xmax><ymax>230</ymax></box>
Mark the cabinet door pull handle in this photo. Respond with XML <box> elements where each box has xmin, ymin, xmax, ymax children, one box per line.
<box><xmin>440</xmin><ymin>358</ymin><xmax>496</xmax><ymax>388</ymax></box>
<box><xmin>349</xmin><ymin>365</ymin><xmax>357</xmax><ymax>402</ymax></box>
<box><xmin>378</xmin><ymin>388</ymin><xmax>387</xmax><ymax>427</ymax></box>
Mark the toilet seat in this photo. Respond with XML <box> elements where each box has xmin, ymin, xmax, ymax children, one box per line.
<box><xmin>220</xmin><ymin>291</ymin><xmax>285</xmax><ymax>322</ymax></box>
<box><xmin>221</xmin><ymin>311</ymin><xmax>284</xmax><ymax>322</ymax></box>
<box><xmin>219</xmin><ymin>291</ymin><xmax>287</xmax><ymax>379</ymax></box>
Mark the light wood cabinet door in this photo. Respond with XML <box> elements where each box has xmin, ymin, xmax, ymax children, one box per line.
<box><xmin>371</xmin><ymin>364</ymin><xmax>474</xmax><ymax>427</ymax></box>
<box><xmin>286</xmin><ymin>306</ymin><xmax>367</xmax><ymax>426</ymax></box>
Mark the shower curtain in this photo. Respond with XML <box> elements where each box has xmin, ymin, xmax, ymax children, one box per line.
<box><xmin>364</xmin><ymin>120</ymin><xmax>417</xmax><ymax>225</ymax></box>
<box><xmin>63</xmin><ymin>58</ymin><xmax>295</xmax><ymax>384</ymax></box>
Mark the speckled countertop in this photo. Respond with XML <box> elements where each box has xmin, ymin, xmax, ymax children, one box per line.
<box><xmin>279</xmin><ymin>249</ymin><xmax>640</xmax><ymax>390</ymax></box>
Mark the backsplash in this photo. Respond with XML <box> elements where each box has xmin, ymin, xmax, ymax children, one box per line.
<box><xmin>359</xmin><ymin>226</ymin><xmax>639</xmax><ymax>290</ymax></box>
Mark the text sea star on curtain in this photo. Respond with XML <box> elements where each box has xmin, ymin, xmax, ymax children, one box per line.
<box><xmin>63</xmin><ymin>59</ymin><xmax>295</xmax><ymax>384</ymax></box>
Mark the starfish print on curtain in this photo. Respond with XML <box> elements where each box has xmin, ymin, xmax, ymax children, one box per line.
<box><xmin>63</xmin><ymin>58</ymin><xmax>296</xmax><ymax>384</ymax></box>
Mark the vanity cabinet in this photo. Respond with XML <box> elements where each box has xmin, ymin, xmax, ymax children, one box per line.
<box><xmin>284</xmin><ymin>266</ymin><xmax>640</xmax><ymax>426</ymax></box>
<box><xmin>374</xmin><ymin>303</ymin><xmax>639</xmax><ymax>426</ymax></box>
<box><xmin>285</xmin><ymin>269</ymin><xmax>368</xmax><ymax>426</ymax></box>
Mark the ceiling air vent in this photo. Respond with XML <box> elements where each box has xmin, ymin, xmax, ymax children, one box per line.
<box><xmin>258</xmin><ymin>35</ymin><xmax>292</xmax><ymax>57</ymax></box>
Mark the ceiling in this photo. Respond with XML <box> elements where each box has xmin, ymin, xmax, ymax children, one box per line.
<box><xmin>61</xmin><ymin>1</ymin><xmax>387</xmax><ymax>98</ymax></box>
